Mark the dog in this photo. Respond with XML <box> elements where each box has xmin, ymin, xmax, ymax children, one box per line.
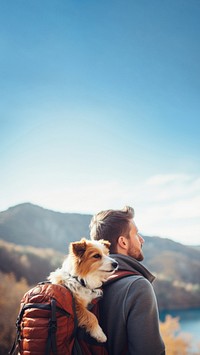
<box><xmin>48</xmin><ymin>238</ymin><xmax>118</xmax><ymax>342</ymax></box>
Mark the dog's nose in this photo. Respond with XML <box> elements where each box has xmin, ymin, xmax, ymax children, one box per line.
<box><xmin>112</xmin><ymin>261</ymin><xmax>118</xmax><ymax>269</ymax></box>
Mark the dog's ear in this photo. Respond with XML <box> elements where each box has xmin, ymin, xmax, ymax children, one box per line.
<box><xmin>71</xmin><ymin>238</ymin><xmax>87</xmax><ymax>257</ymax></box>
<box><xmin>99</xmin><ymin>239</ymin><xmax>111</xmax><ymax>250</ymax></box>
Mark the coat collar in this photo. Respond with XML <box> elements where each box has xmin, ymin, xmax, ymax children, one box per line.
<box><xmin>110</xmin><ymin>253</ymin><xmax>155</xmax><ymax>283</ymax></box>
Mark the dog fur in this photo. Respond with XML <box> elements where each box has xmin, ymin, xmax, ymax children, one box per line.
<box><xmin>48</xmin><ymin>238</ymin><xmax>118</xmax><ymax>342</ymax></box>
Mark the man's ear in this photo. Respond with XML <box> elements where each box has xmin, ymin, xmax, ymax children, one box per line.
<box><xmin>71</xmin><ymin>238</ymin><xmax>87</xmax><ymax>257</ymax></box>
<box><xmin>117</xmin><ymin>236</ymin><xmax>128</xmax><ymax>250</ymax></box>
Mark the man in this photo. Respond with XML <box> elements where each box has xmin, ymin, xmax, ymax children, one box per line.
<box><xmin>90</xmin><ymin>206</ymin><xmax>165</xmax><ymax>355</ymax></box>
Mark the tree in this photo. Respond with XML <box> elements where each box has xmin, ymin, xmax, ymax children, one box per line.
<box><xmin>0</xmin><ymin>272</ymin><xmax>29</xmax><ymax>354</ymax></box>
<box><xmin>160</xmin><ymin>315</ymin><xmax>199</xmax><ymax>355</ymax></box>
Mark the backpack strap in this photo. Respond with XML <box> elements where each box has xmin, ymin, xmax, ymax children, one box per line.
<box><xmin>71</xmin><ymin>289</ymin><xmax>79</xmax><ymax>337</ymax></box>
<box><xmin>45</xmin><ymin>299</ymin><xmax>57</xmax><ymax>355</ymax></box>
<box><xmin>105</xmin><ymin>269</ymin><xmax>142</xmax><ymax>286</ymax></box>
<box><xmin>9</xmin><ymin>335</ymin><xmax>19</xmax><ymax>355</ymax></box>
<box><xmin>9</xmin><ymin>303</ymin><xmax>26</xmax><ymax>355</ymax></box>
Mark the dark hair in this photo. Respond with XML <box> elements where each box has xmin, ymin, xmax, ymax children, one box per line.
<box><xmin>90</xmin><ymin>206</ymin><xmax>134</xmax><ymax>253</ymax></box>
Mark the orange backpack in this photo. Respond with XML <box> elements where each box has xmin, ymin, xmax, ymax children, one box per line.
<box><xmin>10</xmin><ymin>282</ymin><xmax>78</xmax><ymax>355</ymax></box>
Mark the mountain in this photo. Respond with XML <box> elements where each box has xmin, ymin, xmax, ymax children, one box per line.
<box><xmin>0</xmin><ymin>202</ymin><xmax>92</xmax><ymax>252</ymax></box>
<box><xmin>143</xmin><ymin>236</ymin><xmax>200</xmax><ymax>284</ymax></box>
<box><xmin>0</xmin><ymin>202</ymin><xmax>200</xmax><ymax>310</ymax></box>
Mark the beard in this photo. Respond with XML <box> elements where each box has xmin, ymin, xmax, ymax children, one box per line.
<box><xmin>127</xmin><ymin>245</ymin><xmax>144</xmax><ymax>261</ymax></box>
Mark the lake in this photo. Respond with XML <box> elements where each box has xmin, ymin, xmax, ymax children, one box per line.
<box><xmin>159</xmin><ymin>308</ymin><xmax>200</xmax><ymax>349</ymax></box>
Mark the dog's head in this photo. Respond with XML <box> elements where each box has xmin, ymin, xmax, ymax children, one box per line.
<box><xmin>70</xmin><ymin>238</ymin><xmax>118</xmax><ymax>289</ymax></box>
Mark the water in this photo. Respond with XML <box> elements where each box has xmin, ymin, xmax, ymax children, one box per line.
<box><xmin>159</xmin><ymin>308</ymin><xmax>200</xmax><ymax>350</ymax></box>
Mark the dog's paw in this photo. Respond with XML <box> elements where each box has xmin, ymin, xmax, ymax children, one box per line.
<box><xmin>96</xmin><ymin>332</ymin><xmax>107</xmax><ymax>343</ymax></box>
<box><xmin>91</xmin><ymin>326</ymin><xmax>107</xmax><ymax>343</ymax></box>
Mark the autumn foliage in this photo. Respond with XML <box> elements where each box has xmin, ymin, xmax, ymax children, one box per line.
<box><xmin>0</xmin><ymin>272</ymin><xmax>29</xmax><ymax>354</ymax></box>
<box><xmin>160</xmin><ymin>315</ymin><xmax>200</xmax><ymax>355</ymax></box>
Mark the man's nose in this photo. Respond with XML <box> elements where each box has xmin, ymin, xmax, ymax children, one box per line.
<box><xmin>139</xmin><ymin>234</ymin><xmax>145</xmax><ymax>244</ymax></box>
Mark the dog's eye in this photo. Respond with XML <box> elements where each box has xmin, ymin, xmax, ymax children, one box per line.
<box><xmin>93</xmin><ymin>253</ymin><xmax>101</xmax><ymax>259</ymax></box>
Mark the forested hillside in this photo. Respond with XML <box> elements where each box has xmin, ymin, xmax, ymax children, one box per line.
<box><xmin>0</xmin><ymin>239</ymin><xmax>63</xmax><ymax>284</ymax></box>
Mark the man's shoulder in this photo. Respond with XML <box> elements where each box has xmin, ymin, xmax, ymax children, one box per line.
<box><xmin>106</xmin><ymin>269</ymin><xmax>142</xmax><ymax>283</ymax></box>
<box><xmin>104</xmin><ymin>271</ymin><xmax>154</xmax><ymax>297</ymax></box>
<box><xmin>103</xmin><ymin>270</ymin><xmax>144</xmax><ymax>290</ymax></box>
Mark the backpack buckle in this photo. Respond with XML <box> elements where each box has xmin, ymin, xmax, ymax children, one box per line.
<box><xmin>49</xmin><ymin>319</ymin><xmax>57</xmax><ymax>333</ymax></box>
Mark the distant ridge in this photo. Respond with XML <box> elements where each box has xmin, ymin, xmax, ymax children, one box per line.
<box><xmin>0</xmin><ymin>202</ymin><xmax>92</xmax><ymax>251</ymax></box>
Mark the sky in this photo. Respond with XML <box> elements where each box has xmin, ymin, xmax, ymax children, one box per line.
<box><xmin>0</xmin><ymin>0</ymin><xmax>200</xmax><ymax>246</ymax></box>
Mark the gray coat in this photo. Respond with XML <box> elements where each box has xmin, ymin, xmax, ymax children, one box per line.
<box><xmin>100</xmin><ymin>254</ymin><xmax>165</xmax><ymax>355</ymax></box>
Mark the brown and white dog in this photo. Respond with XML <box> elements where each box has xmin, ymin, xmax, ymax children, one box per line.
<box><xmin>48</xmin><ymin>238</ymin><xmax>118</xmax><ymax>342</ymax></box>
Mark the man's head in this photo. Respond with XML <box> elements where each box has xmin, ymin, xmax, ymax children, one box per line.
<box><xmin>90</xmin><ymin>206</ymin><xmax>144</xmax><ymax>261</ymax></box>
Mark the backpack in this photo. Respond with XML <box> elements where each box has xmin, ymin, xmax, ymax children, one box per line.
<box><xmin>9</xmin><ymin>282</ymin><xmax>78</xmax><ymax>355</ymax></box>
<box><xmin>10</xmin><ymin>270</ymin><xmax>139</xmax><ymax>355</ymax></box>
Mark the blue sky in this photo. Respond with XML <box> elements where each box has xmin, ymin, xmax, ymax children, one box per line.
<box><xmin>1</xmin><ymin>0</ymin><xmax>200</xmax><ymax>245</ymax></box>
